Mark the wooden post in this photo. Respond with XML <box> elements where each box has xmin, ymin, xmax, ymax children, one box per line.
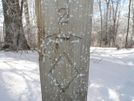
<box><xmin>35</xmin><ymin>0</ymin><xmax>93</xmax><ymax>100</ymax></box>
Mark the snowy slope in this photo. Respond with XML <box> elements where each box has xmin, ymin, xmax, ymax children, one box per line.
<box><xmin>0</xmin><ymin>51</ymin><xmax>41</xmax><ymax>101</ymax></box>
<box><xmin>0</xmin><ymin>48</ymin><xmax>134</xmax><ymax>101</ymax></box>
<box><xmin>88</xmin><ymin>48</ymin><xmax>134</xmax><ymax>101</ymax></box>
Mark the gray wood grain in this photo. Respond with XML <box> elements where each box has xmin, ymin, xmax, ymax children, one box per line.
<box><xmin>35</xmin><ymin>0</ymin><xmax>93</xmax><ymax>100</ymax></box>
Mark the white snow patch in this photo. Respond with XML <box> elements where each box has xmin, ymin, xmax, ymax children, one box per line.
<box><xmin>0</xmin><ymin>47</ymin><xmax>134</xmax><ymax>101</ymax></box>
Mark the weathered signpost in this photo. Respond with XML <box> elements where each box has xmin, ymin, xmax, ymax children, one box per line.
<box><xmin>35</xmin><ymin>0</ymin><xmax>93</xmax><ymax>100</ymax></box>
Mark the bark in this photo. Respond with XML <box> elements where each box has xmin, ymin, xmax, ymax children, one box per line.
<box><xmin>125</xmin><ymin>0</ymin><xmax>131</xmax><ymax>48</ymax></box>
<box><xmin>132</xmin><ymin>1</ymin><xmax>134</xmax><ymax>47</ymax></box>
<box><xmin>111</xmin><ymin>0</ymin><xmax>120</xmax><ymax>47</ymax></box>
<box><xmin>2</xmin><ymin>0</ymin><xmax>30</xmax><ymax>50</ymax></box>
<box><xmin>104</xmin><ymin>0</ymin><xmax>110</xmax><ymax>47</ymax></box>
<box><xmin>24</xmin><ymin>0</ymin><xmax>30</xmax><ymax>25</ymax></box>
<box><xmin>98</xmin><ymin>0</ymin><xmax>103</xmax><ymax>47</ymax></box>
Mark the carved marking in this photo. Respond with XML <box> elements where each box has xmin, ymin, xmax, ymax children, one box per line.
<box><xmin>58</xmin><ymin>8</ymin><xmax>69</xmax><ymax>25</ymax></box>
<box><xmin>46</xmin><ymin>34</ymin><xmax>81</xmax><ymax>42</ymax></box>
<box><xmin>57</xmin><ymin>0</ymin><xmax>70</xmax><ymax>25</ymax></box>
<box><xmin>48</xmin><ymin>52</ymin><xmax>80</xmax><ymax>93</ymax></box>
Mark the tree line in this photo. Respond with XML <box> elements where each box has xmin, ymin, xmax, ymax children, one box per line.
<box><xmin>91</xmin><ymin>0</ymin><xmax>134</xmax><ymax>48</ymax></box>
<box><xmin>0</xmin><ymin>0</ymin><xmax>133</xmax><ymax>51</ymax></box>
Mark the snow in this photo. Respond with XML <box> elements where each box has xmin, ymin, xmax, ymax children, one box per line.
<box><xmin>0</xmin><ymin>51</ymin><xmax>41</xmax><ymax>101</ymax></box>
<box><xmin>88</xmin><ymin>47</ymin><xmax>134</xmax><ymax>101</ymax></box>
<box><xmin>0</xmin><ymin>48</ymin><xmax>134</xmax><ymax>101</ymax></box>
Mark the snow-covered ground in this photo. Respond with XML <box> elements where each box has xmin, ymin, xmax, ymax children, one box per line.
<box><xmin>88</xmin><ymin>48</ymin><xmax>134</xmax><ymax>101</ymax></box>
<box><xmin>0</xmin><ymin>51</ymin><xmax>41</xmax><ymax>101</ymax></box>
<box><xmin>0</xmin><ymin>48</ymin><xmax>134</xmax><ymax>101</ymax></box>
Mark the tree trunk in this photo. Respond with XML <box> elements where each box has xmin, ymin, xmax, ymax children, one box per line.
<box><xmin>132</xmin><ymin>0</ymin><xmax>134</xmax><ymax>47</ymax></box>
<box><xmin>104</xmin><ymin>0</ymin><xmax>110</xmax><ymax>47</ymax></box>
<box><xmin>35</xmin><ymin>0</ymin><xmax>93</xmax><ymax>101</ymax></box>
<box><xmin>23</xmin><ymin>0</ymin><xmax>30</xmax><ymax>25</ymax></box>
<box><xmin>125</xmin><ymin>0</ymin><xmax>132</xmax><ymax>48</ymax></box>
<box><xmin>98</xmin><ymin>0</ymin><xmax>103</xmax><ymax>47</ymax></box>
<box><xmin>111</xmin><ymin>0</ymin><xmax>120</xmax><ymax>47</ymax></box>
<box><xmin>2</xmin><ymin>0</ymin><xmax>30</xmax><ymax>50</ymax></box>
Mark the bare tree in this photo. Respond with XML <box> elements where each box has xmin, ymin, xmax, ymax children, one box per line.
<box><xmin>103</xmin><ymin>0</ymin><xmax>111</xmax><ymax>46</ymax></box>
<box><xmin>131</xmin><ymin>0</ymin><xmax>134</xmax><ymax>47</ymax></box>
<box><xmin>110</xmin><ymin>0</ymin><xmax>121</xmax><ymax>46</ymax></box>
<box><xmin>1</xmin><ymin>0</ymin><xmax>30</xmax><ymax>50</ymax></box>
<box><xmin>92</xmin><ymin>0</ymin><xmax>124</xmax><ymax>47</ymax></box>
<box><xmin>125</xmin><ymin>0</ymin><xmax>132</xmax><ymax>48</ymax></box>
<box><xmin>97</xmin><ymin>0</ymin><xmax>103</xmax><ymax>47</ymax></box>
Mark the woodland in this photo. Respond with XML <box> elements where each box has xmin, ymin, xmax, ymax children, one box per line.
<box><xmin>0</xmin><ymin>0</ymin><xmax>133</xmax><ymax>50</ymax></box>
<box><xmin>0</xmin><ymin>0</ymin><xmax>134</xmax><ymax>101</ymax></box>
